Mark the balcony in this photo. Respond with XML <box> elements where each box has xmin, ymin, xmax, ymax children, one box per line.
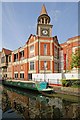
<box><xmin>20</xmin><ymin>57</ymin><xmax>24</xmax><ymax>61</ymax></box>
<box><xmin>1</xmin><ymin>62</ymin><xmax>8</xmax><ymax>67</ymax></box>
<box><xmin>14</xmin><ymin>59</ymin><xmax>18</xmax><ymax>62</ymax></box>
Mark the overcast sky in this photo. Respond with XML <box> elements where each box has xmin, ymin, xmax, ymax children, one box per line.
<box><xmin>0</xmin><ymin>1</ymin><xmax>79</xmax><ymax>51</ymax></box>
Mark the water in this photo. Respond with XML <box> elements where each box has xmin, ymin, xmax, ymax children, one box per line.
<box><xmin>0</xmin><ymin>85</ymin><xmax>2</xmax><ymax>120</ymax></box>
<box><xmin>0</xmin><ymin>84</ymin><xmax>80</xmax><ymax>119</ymax></box>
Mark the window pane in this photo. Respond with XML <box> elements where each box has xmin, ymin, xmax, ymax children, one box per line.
<box><xmin>30</xmin><ymin>62</ymin><xmax>34</xmax><ymax>70</ymax></box>
<box><xmin>20</xmin><ymin>73</ymin><xmax>24</xmax><ymax>78</ymax></box>
<box><xmin>44</xmin><ymin>61</ymin><xmax>47</xmax><ymax>69</ymax></box>
<box><xmin>44</xmin><ymin>44</ymin><xmax>47</xmax><ymax>55</ymax></box>
<box><xmin>14</xmin><ymin>73</ymin><xmax>18</xmax><ymax>79</ymax></box>
<box><xmin>30</xmin><ymin>45</ymin><xmax>34</xmax><ymax>51</ymax></box>
<box><xmin>9</xmin><ymin>56</ymin><xmax>11</xmax><ymax>62</ymax></box>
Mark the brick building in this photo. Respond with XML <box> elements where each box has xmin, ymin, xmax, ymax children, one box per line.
<box><xmin>60</xmin><ymin>36</ymin><xmax>80</xmax><ymax>72</ymax></box>
<box><xmin>11</xmin><ymin>4</ymin><xmax>60</xmax><ymax>80</ymax></box>
<box><xmin>0</xmin><ymin>48</ymin><xmax>12</xmax><ymax>79</ymax></box>
<box><xmin>0</xmin><ymin>5</ymin><xmax>80</xmax><ymax>80</ymax></box>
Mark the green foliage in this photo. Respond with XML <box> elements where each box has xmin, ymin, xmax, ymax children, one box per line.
<box><xmin>71</xmin><ymin>50</ymin><xmax>80</xmax><ymax>69</ymax></box>
<box><xmin>62</xmin><ymin>79</ymin><xmax>80</xmax><ymax>88</ymax></box>
<box><xmin>72</xmin><ymin>80</ymin><xmax>80</xmax><ymax>88</ymax></box>
<box><xmin>61</xmin><ymin>79</ymin><xmax>67</xmax><ymax>86</ymax></box>
<box><xmin>61</xmin><ymin>79</ymin><xmax>72</xmax><ymax>87</ymax></box>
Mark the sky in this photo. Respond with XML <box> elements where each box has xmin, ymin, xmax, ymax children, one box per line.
<box><xmin>0</xmin><ymin>1</ymin><xmax>79</xmax><ymax>51</ymax></box>
<box><xmin>0</xmin><ymin>2</ymin><xmax>2</xmax><ymax>51</ymax></box>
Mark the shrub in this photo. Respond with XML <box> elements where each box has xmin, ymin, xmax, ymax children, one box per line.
<box><xmin>72</xmin><ymin>80</ymin><xmax>80</xmax><ymax>87</ymax></box>
<box><xmin>65</xmin><ymin>80</ymin><xmax>72</xmax><ymax>87</ymax></box>
<box><xmin>61</xmin><ymin>79</ymin><xmax>72</xmax><ymax>87</ymax></box>
<box><xmin>61</xmin><ymin>79</ymin><xmax>67</xmax><ymax>86</ymax></box>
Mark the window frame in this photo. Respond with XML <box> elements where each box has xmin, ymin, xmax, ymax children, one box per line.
<box><xmin>44</xmin><ymin>44</ymin><xmax>47</xmax><ymax>55</ymax></box>
<box><xmin>30</xmin><ymin>61</ymin><xmax>34</xmax><ymax>70</ymax></box>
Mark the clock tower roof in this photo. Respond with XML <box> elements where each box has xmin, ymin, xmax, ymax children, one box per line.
<box><xmin>40</xmin><ymin>4</ymin><xmax>48</xmax><ymax>15</ymax></box>
<box><xmin>37</xmin><ymin>4</ymin><xmax>53</xmax><ymax>37</ymax></box>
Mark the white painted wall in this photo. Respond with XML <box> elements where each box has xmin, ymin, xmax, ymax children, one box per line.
<box><xmin>32</xmin><ymin>73</ymin><xmax>80</xmax><ymax>85</ymax></box>
<box><xmin>32</xmin><ymin>73</ymin><xmax>62</xmax><ymax>85</ymax></box>
<box><xmin>63</xmin><ymin>73</ymin><xmax>80</xmax><ymax>79</ymax></box>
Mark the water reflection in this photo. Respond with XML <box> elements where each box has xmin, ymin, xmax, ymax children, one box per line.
<box><xmin>2</xmin><ymin>86</ymin><xmax>80</xmax><ymax>119</ymax></box>
<box><xmin>0</xmin><ymin>85</ymin><xmax>3</xmax><ymax>120</ymax></box>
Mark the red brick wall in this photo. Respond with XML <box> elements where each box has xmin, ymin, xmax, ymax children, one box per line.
<box><xmin>35</xmin><ymin>42</ymin><xmax>39</xmax><ymax>56</ymax></box>
<box><xmin>12</xmin><ymin>66</ymin><xmax>14</xmax><ymax>79</ymax></box>
<box><xmin>47</xmin><ymin>61</ymin><xmax>50</xmax><ymax>70</ymax></box>
<box><xmin>52</xmin><ymin>43</ymin><xmax>54</xmax><ymax>55</ymax></box>
<box><xmin>35</xmin><ymin>61</ymin><xmax>39</xmax><ymax>73</ymax></box>
<box><xmin>24</xmin><ymin>63</ymin><xmax>29</xmax><ymax>80</ymax></box>
<box><xmin>29</xmin><ymin>36</ymin><xmax>34</xmax><ymax>43</ymax></box>
<box><xmin>24</xmin><ymin>47</ymin><xmax>28</xmax><ymax>59</ymax></box>
<box><xmin>40</xmin><ymin>42</ymin><xmax>50</xmax><ymax>56</ymax></box>
<box><xmin>11</xmin><ymin>35</ymin><xmax>61</xmax><ymax>79</ymax></box>
<box><xmin>60</xmin><ymin>36</ymin><xmax>80</xmax><ymax>71</ymax></box>
<box><xmin>40</xmin><ymin>61</ymin><xmax>50</xmax><ymax>70</ymax></box>
<box><xmin>12</xmin><ymin>53</ymin><xmax>14</xmax><ymax>62</ymax></box>
<box><xmin>40</xmin><ymin>61</ymin><xmax>44</xmax><ymax>70</ymax></box>
<box><xmin>52</xmin><ymin>61</ymin><xmax>54</xmax><ymax>73</ymax></box>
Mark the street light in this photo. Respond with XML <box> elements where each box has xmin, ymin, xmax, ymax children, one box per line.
<box><xmin>43</xmin><ymin>61</ymin><xmax>47</xmax><ymax>82</ymax></box>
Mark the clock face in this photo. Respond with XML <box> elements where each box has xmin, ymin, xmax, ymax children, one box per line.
<box><xmin>41</xmin><ymin>29</ymin><xmax>49</xmax><ymax>36</ymax></box>
<box><xmin>42</xmin><ymin>29</ymin><xmax>48</xmax><ymax>35</ymax></box>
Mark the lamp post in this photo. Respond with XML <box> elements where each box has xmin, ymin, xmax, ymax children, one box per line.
<box><xmin>43</xmin><ymin>62</ymin><xmax>47</xmax><ymax>82</ymax></box>
<box><xmin>44</xmin><ymin>66</ymin><xmax>46</xmax><ymax>82</ymax></box>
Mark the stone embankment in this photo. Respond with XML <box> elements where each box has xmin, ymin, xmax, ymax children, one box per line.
<box><xmin>50</xmin><ymin>85</ymin><xmax>80</xmax><ymax>97</ymax></box>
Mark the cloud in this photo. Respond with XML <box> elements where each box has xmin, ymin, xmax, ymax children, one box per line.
<box><xmin>2</xmin><ymin>3</ymin><xmax>25</xmax><ymax>49</ymax></box>
<box><xmin>28</xmin><ymin>23</ymin><xmax>37</xmax><ymax>30</ymax></box>
<box><xmin>49</xmin><ymin>10</ymin><xmax>61</xmax><ymax>22</ymax></box>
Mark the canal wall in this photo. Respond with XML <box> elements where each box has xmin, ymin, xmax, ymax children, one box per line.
<box><xmin>50</xmin><ymin>85</ymin><xmax>80</xmax><ymax>97</ymax></box>
<box><xmin>61</xmin><ymin>87</ymin><xmax>80</xmax><ymax>96</ymax></box>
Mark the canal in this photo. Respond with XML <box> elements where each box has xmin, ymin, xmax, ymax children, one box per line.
<box><xmin>0</xmin><ymin>84</ymin><xmax>80</xmax><ymax>119</ymax></box>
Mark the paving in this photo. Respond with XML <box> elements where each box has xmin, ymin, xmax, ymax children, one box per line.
<box><xmin>49</xmin><ymin>85</ymin><xmax>80</xmax><ymax>97</ymax></box>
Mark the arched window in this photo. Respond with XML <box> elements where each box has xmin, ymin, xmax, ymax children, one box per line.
<box><xmin>45</xmin><ymin>19</ymin><xmax>47</xmax><ymax>24</ymax></box>
<box><xmin>42</xmin><ymin>18</ymin><xmax>44</xmax><ymax>24</ymax></box>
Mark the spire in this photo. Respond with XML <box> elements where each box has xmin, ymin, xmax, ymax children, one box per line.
<box><xmin>40</xmin><ymin>4</ymin><xmax>48</xmax><ymax>15</ymax></box>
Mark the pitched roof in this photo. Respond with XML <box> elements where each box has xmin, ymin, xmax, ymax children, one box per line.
<box><xmin>68</xmin><ymin>35</ymin><xmax>80</xmax><ymax>41</ymax></box>
<box><xmin>40</xmin><ymin>4</ymin><xmax>48</xmax><ymax>15</ymax></box>
<box><xmin>60</xmin><ymin>42</ymin><xmax>67</xmax><ymax>47</ymax></box>
<box><xmin>2</xmin><ymin>48</ymin><xmax>12</xmax><ymax>55</ymax></box>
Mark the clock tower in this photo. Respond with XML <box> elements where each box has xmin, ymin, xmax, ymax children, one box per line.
<box><xmin>37</xmin><ymin>4</ymin><xmax>53</xmax><ymax>37</ymax></box>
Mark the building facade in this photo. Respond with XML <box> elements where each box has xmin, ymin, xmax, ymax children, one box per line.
<box><xmin>59</xmin><ymin>36</ymin><xmax>80</xmax><ymax>72</ymax></box>
<box><xmin>0</xmin><ymin>5</ymin><xmax>80</xmax><ymax>80</ymax></box>
<box><xmin>0</xmin><ymin>48</ymin><xmax>12</xmax><ymax>79</ymax></box>
<box><xmin>11</xmin><ymin>5</ymin><xmax>60</xmax><ymax>80</ymax></box>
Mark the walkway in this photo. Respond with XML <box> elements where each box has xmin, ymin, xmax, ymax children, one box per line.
<box><xmin>49</xmin><ymin>84</ymin><xmax>80</xmax><ymax>97</ymax></box>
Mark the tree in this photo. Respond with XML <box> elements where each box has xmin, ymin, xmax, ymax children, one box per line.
<box><xmin>71</xmin><ymin>49</ymin><xmax>80</xmax><ymax>69</ymax></box>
